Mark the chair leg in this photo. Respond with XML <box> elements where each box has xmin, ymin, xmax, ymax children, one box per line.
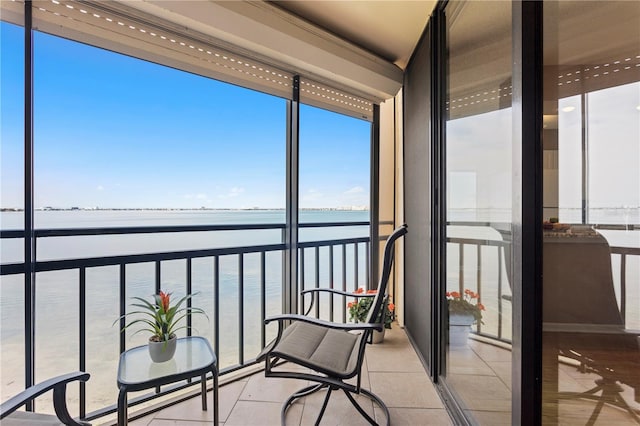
<box><xmin>280</xmin><ymin>383</ymin><xmax>390</xmax><ymax>426</ymax></box>
<box><xmin>610</xmin><ymin>390</ymin><xmax>640</xmax><ymax>424</ymax></box>
<box><xmin>342</xmin><ymin>388</ymin><xmax>390</xmax><ymax>426</ymax></box>
<box><xmin>280</xmin><ymin>384</ymin><xmax>328</xmax><ymax>425</ymax></box>
<box><xmin>559</xmin><ymin>378</ymin><xmax>640</xmax><ymax>425</ymax></box>
<box><xmin>314</xmin><ymin>387</ymin><xmax>333</xmax><ymax>426</ymax></box>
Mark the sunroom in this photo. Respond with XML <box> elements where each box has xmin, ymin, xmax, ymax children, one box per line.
<box><xmin>1</xmin><ymin>1</ymin><xmax>639</xmax><ymax>426</ymax></box>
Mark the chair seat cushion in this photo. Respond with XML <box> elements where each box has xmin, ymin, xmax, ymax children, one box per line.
<box><xmin>272</xmin><ymin>321</ymin><xmax>363</xmax><ymax>378</ymax></box>
<box><xmin>2</xmin><ymin>411</ymin><xmax>66</xmax><ymax>425</ymax></box>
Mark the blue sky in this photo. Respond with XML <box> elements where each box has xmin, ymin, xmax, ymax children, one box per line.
<box><xmin>1</xmin><ymin>22</ymin><xmax>371</xmax><ymax>210</ymax></box>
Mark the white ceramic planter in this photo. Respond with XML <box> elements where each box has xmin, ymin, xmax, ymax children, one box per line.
<box><xmin>449</xmin><ymin>314</ymin><xmax>475</xmax><ymax>347</ymax></box>
<box><xmin>148</xmin><ymin>336</ymin><xmax>177</xmax><ymax>363</ymax></box>
<box><xmin>372</xmin><ymin>328</ymin><xmax>386</xmax><ymax>344</ymax></box>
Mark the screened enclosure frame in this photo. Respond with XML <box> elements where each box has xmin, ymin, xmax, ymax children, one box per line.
<box><xmin>2</xmin><ymin>0</ymin><xmax>383</xmax><ymax>420</ymax></box>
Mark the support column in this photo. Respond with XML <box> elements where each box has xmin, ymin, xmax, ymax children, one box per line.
<box><xmin>284</xmin><ymin>76</ymin><xmax>300</xmax><ymax>315</ymax></box>
<box><xmin>512</xmin><ymin>1</ymin><xmax>543</xmax><ymax>424</ymax></box>
<box><xmin>23</xmin><ymin>0</ymin><xmax>36</xmax><ymax>411</ymax></box>
<box><xmin>370</xmin><ymin>104</ymin><xmax>380</xmax><ymax>289</ymax></box>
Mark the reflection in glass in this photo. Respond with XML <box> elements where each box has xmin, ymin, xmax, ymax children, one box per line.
<box><xmin>542</xmin><ymin>2</ymin><xmax>640</xmax><ymax>424</ymax></box>
<box><xmin>443</xmin><ymin>1</ymin><xmax>513</xmax><ymax>423</ymax></box>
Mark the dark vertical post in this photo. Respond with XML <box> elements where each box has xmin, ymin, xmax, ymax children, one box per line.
<box><xmin>119</xmin><ymin>264</ymin><xmax>126</xmax><ymax>354</ymax></box>
<box><xmin>329</xmin><ymin>245</ymin><xmax>334</xmax><ymax>321</ymax></box>
<box><xmin>512</xmin><ymin>1</ymin><xmax>543</xmax><ymax>424</ymax></box>
<box><xmin>238</xmin><ymin>254</ymin><xmax>244</xmax><ymax>365</ymax></box>
<box><xmin>392</xmin><ymin>98</ymin><xmax>398</xmax><ymax>302</ymax></box>
<box><xmin>23</xmin><ymin>0</ymin><xmax>35</xmax><ymax>411</ymax></box>
<box><xmin>186</xmin><ymin>258</ymin><xmax>192</xmax><ymax>336</ymax></box>
<box><xmin>476</xmin><ymin>245</ymin><xmax>482</xmax><ymax>334</ymax></box>
<box><xmin>580</xmin><ymin>93</ymin><xmax>589</xmax><ymax>225</ymax></box>
<box><xmin>365</xmin><ymin>240</ymin><xmax>370</xmax><ymax>289</ymax></box>
<box><xmin>260</xmin><ymin>252</ymin><xmax>266</xmax><ymax>349</ymax></box>
<box><xmin>431</xmin><ymin>6</ymin><xmax>445</xmax><ymax>381</ymax></box>
<box><xmin>299</xmin><ymin>249</ymin><xmax>305</xmax><ymax>304</ymax></box>
<box><xmin>498</xmin><ymin>248</ymin><xmax>504</xmax><ymax>339</ymax></box>
<box><xmin>284</xmin><ymin>76</ymin><xmax>300</xmax><ymax>315</ymax></box>
<box><xmin>458</xmin><ymin>244</ymin><xmax>464</xmax><ymax>295</ymax></box>
<box><xmin>342</xmin><ymin>244</ymin><xmax>347</xmax><ymax>323</ymax></box>
<box><xmin>213</xmin><ymin>256</ymin><xmax>220</xmax><ymax>360</ymax></box>
<box><xmin>354</xmin><ymin>244</ymin><xmax>359</xmax><ymax>290</ymax></box>
<box><xmin>155</xmin><ymin>261</ymin><xmax>161</xmax><ymax>294</ymax></box>
<box><xmin>620</xmin><ymin>254</ymin><xmax>627</xmax><ymax>323</ymax></box>
<box><xmin>370</xmin><ymin>104</ymin><xmax>380</xmax><ymax>289</ymax></box>
<box><xmin>79</xmin><ymin>268</ymin><xmax>86</xmax><ymax>418</ymax></box>
<box><xmin>314</xmin><ymin>246</ymin><xmax>320</xmax><ymax>318</ymax></box>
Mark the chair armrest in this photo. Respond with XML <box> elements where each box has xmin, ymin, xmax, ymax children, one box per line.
<box><xmin>265</xmin><ymin>314</ymin><xmax>383</xmax><ymax>332</ymax></box>
<box><xmin>300</xmin><ymin>288</ymin><xmax>376</xmax><ymax>316</ymax></box>
<box><xmin>301</xmin><ymin>288</ymin><xmax>376</xmax><ymax>298</ymax></box>
<box><xmin>0</xmin><ymin>371</ymin><xmax>90</xmax><ymax>425</ymax></box>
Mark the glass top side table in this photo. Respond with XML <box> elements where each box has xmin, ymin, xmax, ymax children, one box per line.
<box><xmin>116</xmin><ymin>336</ymin><xmax>218</xmax><ymax>426</ymax></box>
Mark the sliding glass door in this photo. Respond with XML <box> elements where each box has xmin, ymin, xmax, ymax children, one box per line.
<box><xmin>440</xmin><ymin>1</ymin><xmax>514</xmax><ymax>423</ymax></box>
<box><xmin>541</xmin><ymin>2</ymin><xmax>640</xmax><ymax>424</ymax></box>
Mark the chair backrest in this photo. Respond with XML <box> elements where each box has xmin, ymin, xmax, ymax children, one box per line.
<box><xmin>542</xmin><ymin>230</ymin><xmax>623</xmax><ymax>326</ymax></box>
<box><xmin>365</xmin><ymin>224</ymin><xmax>408</xmax><ymax>325</ymax></box>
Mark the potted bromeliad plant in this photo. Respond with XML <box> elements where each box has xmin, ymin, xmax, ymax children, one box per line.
<box><xmin>347</xmin><ymin>288</ymin><xmax>395</xmax><ymax>343</ymax></box>
<box><xmin>446</xmin><ymin>289</ymin><xmax>485</xmax><ymax>346</ymax></box>
<box><xmin>114</xmin><ymin>291</ymin><xmax>207</xmax><ymax>362</ymax></box>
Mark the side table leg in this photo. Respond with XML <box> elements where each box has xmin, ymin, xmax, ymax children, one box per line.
<box><xmin>117</xmin><ymin>386</ymin><xmax>127</xmax><ymax>426</ymax></box>
<box><xmin>213</xmin><ymin>367</ymin><xmax>219</xmax><ymax>426</ymax></box>
<box><xmin>201</xmin><ymin>374</ymin><xmax>207</xmax><ymax>411</ymax></box>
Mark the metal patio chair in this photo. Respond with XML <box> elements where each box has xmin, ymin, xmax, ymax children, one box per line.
<box><xmin>258</xmin><ymin>224</ymin><xmax>407</xmax><ymax>426</ymax></box>
<box><xmin>0</xmin><ymin>371</ymin><xmax>90</xmax><ymax>425</ymax></box>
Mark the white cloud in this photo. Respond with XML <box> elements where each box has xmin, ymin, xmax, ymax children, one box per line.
<box><xmin>97</xmin><ymin>185</ymin><xmax>104</xmax><ymax>191</ymax></box>
<box><xmin>302</xmin><ymin>189</ymin><xmax>323</xmax><ymax>201</ymax></box>
<box><xmin>218</xmin><ymin>187</ymin><xmax>245</xmax><ymax>199</ymax></box>
<box><xmin>184</xmin><ymin>193</ymin><xmax>208</xmax><ymax>200</ymax></box>
<box><xmin>343</xmin><ymin>186</ymin><xmax>364</xmax><ymax>195</ymax></box>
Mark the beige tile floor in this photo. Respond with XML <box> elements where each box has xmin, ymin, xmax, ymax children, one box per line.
<box><xmin>126</xmin><ymin>326</ymin><xmax>453</xmax><ymax>426</ymax></box>
<box><xmin>113</xmin><ymin>329</ymin><xmax>640</xmax><ymax>425</ymax></box>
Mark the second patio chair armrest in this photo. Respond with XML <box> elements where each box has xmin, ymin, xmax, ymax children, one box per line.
<box><xmin>300</xmin><ymin>288</ymin><xmax>376</xmax><ymax>315</ymax></box>
<box><xmin>301</xmin><ymin>288</ymin><xmax>376</xmax><ymax>298</ymax></box>
<box><xmin>0</xmin><ymin>371</ymin><xmax>90</xmax><ymax>425</ymax></box>
<box><xmin>264</xmin><ymin>314</ymin><xmax>383</xmax><ymax>332</ymax></box>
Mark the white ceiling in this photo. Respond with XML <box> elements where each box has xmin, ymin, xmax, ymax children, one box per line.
<box><xmin>271</xmin><ymin>1</ymin><xmax>437</xmax><ymax>70</ymax></box>
<box><xmin>117</xmin><ymin>0</ymin><xmax>437</xmax><ymax>101</ymax></box>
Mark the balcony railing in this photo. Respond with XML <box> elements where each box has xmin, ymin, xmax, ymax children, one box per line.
<box><xmin>0</xmin><ymin>221</ymin><xmax>370</xmax><ymax>422</ymax></box>
<box><xmin>4</xmin><ymin>220</ymin><xmax>635</xmax><ymax>421</ymax></box>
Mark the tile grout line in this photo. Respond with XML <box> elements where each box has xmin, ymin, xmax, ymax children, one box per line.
<box><xmin>220</xmin><ymin>380</ymin><xmax>249</xmax><ymax>425</ymax></box>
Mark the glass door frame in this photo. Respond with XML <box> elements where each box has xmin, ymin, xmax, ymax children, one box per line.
<box><xmin>430</xmin><ymin>1</ymin><xmax>543</xmax><ymax>425</ymax></box>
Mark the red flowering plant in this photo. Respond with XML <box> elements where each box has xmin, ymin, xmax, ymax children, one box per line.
<box><xmin>446</xmin><ymin>289</ymin><xmax>485</xmax><ymax>324</ymax></box>
<box><xmin>347</xmin><ymin>288</ymin><xmax>396</xmax><ymax>329</ymax></box>
<box><xmin>115</xmin><ymin>291</ymin><xmax>207</xmax><ymax>343</ymax></box>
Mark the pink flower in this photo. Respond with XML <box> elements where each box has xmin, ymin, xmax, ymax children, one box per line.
<box><xmin>159</xmin><ymin>291</ymin><xmax>171</xmax><ymax>312</ymax></box>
